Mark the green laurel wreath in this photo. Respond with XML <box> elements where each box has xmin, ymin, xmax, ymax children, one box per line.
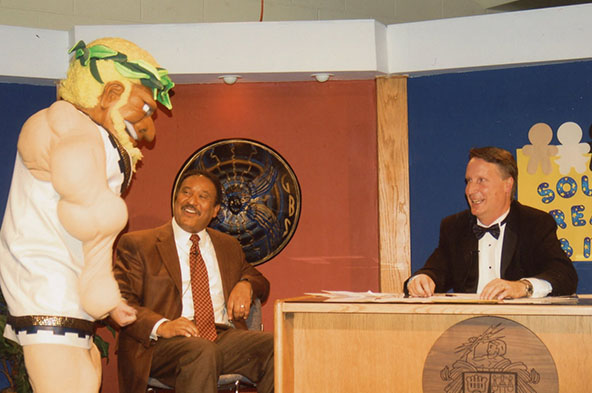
<box><xmin>69</xmin><ymin>40</ymin><xmax>174</xmax><ymax>110</ymax></box>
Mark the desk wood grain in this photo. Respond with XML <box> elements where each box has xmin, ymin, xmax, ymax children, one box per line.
<box><xmin>275</xmin><ymin>296</ymin><xmax>592</xmax><ymax>392</ymax></box>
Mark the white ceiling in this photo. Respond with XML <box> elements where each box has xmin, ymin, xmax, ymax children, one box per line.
<box><xmin>478</xmin><ymin>0</ymin><xmax>592</xmax><ymax>12</ymax></box>
<box><xmin>3</xmin><ymin>2</ymin><xmax>592</xmax><ymax>84</ymax></box>
<box><xmin>1</xmin><ymin>0</ymin><xmax>592</xmax><ymax>32</ymax></box>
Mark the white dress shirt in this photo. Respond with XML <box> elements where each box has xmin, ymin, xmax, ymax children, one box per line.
<box><xmin>476</xmin><ymin>209</ymin><xmax>551</xmax><ymax>297</ymax></box>
<box><xmin>476</xmin><ymin>211</ymin><xmax>508</xmax><ymax>293</ymax></box>
<box><xmin>151</xmin><ymin>220</ymin><xmax>230</xmax><ymax>339</ymax></box>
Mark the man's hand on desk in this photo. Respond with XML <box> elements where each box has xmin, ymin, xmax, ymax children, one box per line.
<box><xmin>407</xmin><ymin>274</ymin><xmax>436</xmax><ymax>297</ymax></box>
<box><xmin>157</xmin><ymin>317</ymin><xmax>199</xmax><ymax>338</ymax></box>
<box><xmin>480</xmin><ymin>278</ymin><xmax>528</xmax><ymax>300</ymax></box>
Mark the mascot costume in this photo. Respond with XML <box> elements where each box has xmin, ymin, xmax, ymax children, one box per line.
<box><xmin>0</xmin><ymin>37</ymin><xmax>173</xmax><ymax>393</ymax></box>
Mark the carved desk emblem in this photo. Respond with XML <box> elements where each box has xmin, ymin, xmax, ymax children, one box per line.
<box><xmin>423</xmin><ymin>316</ymin><xmax>557</xmax><ymax>393</ymax></box>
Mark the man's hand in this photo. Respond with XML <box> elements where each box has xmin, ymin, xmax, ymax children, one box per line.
<box><xmin>227</xmin><ymin>280</ymin><xmax>253</xmax><ymax>321</ymax></box>
<box><xmin>480</xmin><ymin>278</ymin><xmax>527</xmax><ymax>300</ymax></box>
<box><xmin>157</xmin><ymin>317</ymin><xmax>199</xmax><ymax>338</ymax></box>
<box><xmin>407</xmin><ymin>274</ymin><xmax>436</xmax><ymax>297</ymax></box>
<box><xmin>109</xmin><ymin>300</ymin><xmax>137</xmax><ymax>327</ymax></box>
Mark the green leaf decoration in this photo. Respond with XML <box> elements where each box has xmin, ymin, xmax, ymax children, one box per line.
<box><xmin>157</xmin><ymin>89</ymin><xmax>173</xmax><ymax>110</ymax></box>
<box><xmin>87</xmin><ymin>44</ymin><xmax>119</xmax><ymax>60</ymax></box>
<box><xmin>0</xmin><ymin>289</ymin><xmax>32</xmax><ymax>393</ymax></box>
<box><xmin>93</xmin><ymin>334</ymin><xmax>110</xmax><ymax>363</ymax></box>
<box><xmin>68</xmin><ymin>40</ymin><xmax>86</xmax><ymax>54</ymax></box>
<box><xmin>106</xmin><ymin>324</ymin><xmax>116</xmax><ymax>338</ymax></box>
<box><xmin>67</xmin><ymin>40</ymin><xmax>174</xmax><ymax>109</ymax></box>
<box><xmin>130</xmin><ymin>59</ymin><xmax>161</xmax><ymax>81</ymax></box>
<box><xmin>113</xmin><ymin>62</ymin><xmax>150</xmax><ymax>81</ymax></box>
<box><xmin>89</xmin><ymin>59</ymin><xmax>104</xmax><ymax>84</ymax></box>
<box><xmin>70</xmin><ymin>41</ymin><xmax>90</xmax><ymax>66</ymax></box>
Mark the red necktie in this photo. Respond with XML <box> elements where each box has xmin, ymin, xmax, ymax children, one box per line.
<box><xmin>189</xmin><ymin>234</ymin><xmax>217</xmax><ymax>341</ymax></box>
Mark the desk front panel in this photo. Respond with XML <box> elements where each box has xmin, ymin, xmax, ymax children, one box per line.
<box><xmin>275</xmin><ymin>300</ymin><xmax>592</xmax><ymax>393</ymax></box>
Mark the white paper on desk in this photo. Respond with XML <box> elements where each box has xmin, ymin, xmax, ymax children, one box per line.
<box><xmin>500</xmin><ymin>295</ymin><xmax>578</xmax><ymax>304</ymax></box>
<box><xmin>428</xmin><ymin>293</ymin><xmax>577</xmax><ymax>304</ymax></box>
<box><xmin>304</xmin><ymin>290</ymin><xmax>433</xmax><ymax>303</ymax></box>
<box><xmin>303</xmin><ymin>290</ymin><xmax>379</xmax><ymax>302</ymax></box>
<box><xmin>430</xmin><ymin>293</ymin><xmax>498</xmax><ymax>303</ymax></box>
<box><xmin>305</xmin><ymin>290</ymin><xmax>578</xmax><ymax>305</ymax></box>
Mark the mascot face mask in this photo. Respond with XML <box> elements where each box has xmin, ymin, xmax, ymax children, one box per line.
<box><xmin>59</xmin><ymin>38</ymin><xmax>174</xmax><ymax>170</ymax></box>
<box><xmin>104</xmin><ymin>82</ymin><xmax>158</xmax><ymax>145</ymax></box>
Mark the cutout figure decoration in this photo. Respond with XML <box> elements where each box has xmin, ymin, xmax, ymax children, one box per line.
<box><xmin>522</xmin><ymin>122</ymin><xmax>558</xmax><ymax>175</ymax></box>
<box><xmin>588</xmin><ymin>124</ymin><xmax>592</xmax><ymax>172</ymax></box>
<box><xmin>518</xmin><ymin>121</ymin><xmax>592</xmax><ymax>261</ymax></box>
<box><xmin>555</xmin><ymin>121</ymin><xmax>590</xmax><ymax>175</ymax></box>
<box><xmin>0</xmin><ymin>38</ymin><xmax>173</xmax><ymax>393</ymax></box>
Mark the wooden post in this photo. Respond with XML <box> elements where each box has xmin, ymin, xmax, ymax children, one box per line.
<box><xmin>376</xmin><ymin>76</ymin><xmax>410</xmax><ymax>293</ymax></box>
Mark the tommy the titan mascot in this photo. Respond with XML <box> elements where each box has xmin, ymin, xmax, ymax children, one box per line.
<box><xmin>0</xmin><ymin>38</ymin><xmax>173</xmax><ymax>393</ymax></box>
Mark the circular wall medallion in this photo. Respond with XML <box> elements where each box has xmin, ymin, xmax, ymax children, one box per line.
<box><xmin>423</xmin><ymin>316</ymin><xmax>558</xmax><ymax>393</ymax></box>
<box><xmin>172</xmin><ymin>139</ymin><xmax>301</xmax><ymax>265</ymax></box>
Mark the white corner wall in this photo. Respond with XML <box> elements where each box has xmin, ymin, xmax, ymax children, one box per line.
<box><xmin>0</xmin><ymin>25</ymin><xmax>68</xmax><ymax>84</ymax></box>
<box><xmin>1</xmin><ymin>4</ymin><xmax>592</xmax><ymax>85</ymax></box>
<box><xmin>73</xmin><ymin>20</ymin><xmax>388</xmax><ymax>83</ymax></box>
<box><xmin>387</xmin><ymin>3</ymin><xmax>592</xmax><ymax>75</ymax></box>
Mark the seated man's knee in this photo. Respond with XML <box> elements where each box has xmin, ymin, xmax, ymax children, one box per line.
<box><xmin>179</xmin><ymin>338</ymin><xmax>222</xmax><ymax>366</ymax></box>
<box><xmin>260</xmin><ymin>332</ymin><xmax>274</xmax><ymax>353</ymax></box>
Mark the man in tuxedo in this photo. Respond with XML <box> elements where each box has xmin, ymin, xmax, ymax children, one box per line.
<box><xmin>406</xmin><ymin>146</ymin><xmax>577</xmax><ymax>300</ymax></box>
<box><xmin>113</xmin><ymin>169</ymin><xmax>274</xmax><ymax>393</ymax></box>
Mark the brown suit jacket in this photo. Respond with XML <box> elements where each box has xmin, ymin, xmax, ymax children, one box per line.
<box><xmin>113</xmin><ymin>221</ymin><xmax>270</xmax><ymax>393</ymax></box>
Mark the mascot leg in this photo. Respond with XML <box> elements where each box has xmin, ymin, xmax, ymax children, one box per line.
<box><xmin>23</xmin><ymin>343</ymin><xmax>101</xmax><ymax>393</ymax></box>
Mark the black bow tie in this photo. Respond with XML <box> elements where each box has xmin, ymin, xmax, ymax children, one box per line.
<box><xmin>472</xmin><ymin>223</ymin><xmax>500</xmax><ymax>240</ymax></box>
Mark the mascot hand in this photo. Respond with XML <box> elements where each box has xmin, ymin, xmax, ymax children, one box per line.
<box><xmin>110</xmin><ymin>300</ymin><xmax>137</xmax><ymax>327</ymax></box>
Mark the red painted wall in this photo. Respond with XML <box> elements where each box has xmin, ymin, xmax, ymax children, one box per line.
<box><xmin>101</xmin><ymin>80</ymin><xmax>379</xmax><ymax>392</ymax></box>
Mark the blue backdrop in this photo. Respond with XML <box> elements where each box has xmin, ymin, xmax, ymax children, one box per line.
<box><xmin>0</xmin><ymin>82</ymin><xmax>54</xmax><ymax>389</ymax></box>
<box><xmin>0</xmin><ymin>83</ymin><xmax>55</xmax><ymax>219</ymax></box>
<box><xmin>408</xmin><ymin>60</ymin><xmax>592</xmax><ymax>293</ymax></box>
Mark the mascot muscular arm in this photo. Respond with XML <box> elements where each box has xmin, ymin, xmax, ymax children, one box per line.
<box><xmin>19</xmin><ymin>99</ymin><xmax>131</xmax><ymax>321</ymax></box>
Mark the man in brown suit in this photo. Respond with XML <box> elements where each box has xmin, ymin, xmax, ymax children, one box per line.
<box><xmin>113</xmin><ymin>169</ymin><xmax>274</xmax><ymax>393</ymax></box>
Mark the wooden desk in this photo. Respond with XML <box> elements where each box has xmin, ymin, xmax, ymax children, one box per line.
<box><xmin>275</xmin><ymin>295</ymin><xmax>592</xmax><ymax>393</ymax></box>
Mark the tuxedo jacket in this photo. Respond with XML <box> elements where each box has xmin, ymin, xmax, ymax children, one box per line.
<box><xmin>410</xmin><ymin>200</ymin><xmax>577</xmax><ymax>295</ymax></box>
<box><xmin>113</xmin><ymin>221</ymin><xmax>270</xmax><ymax>393</ymax></box>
